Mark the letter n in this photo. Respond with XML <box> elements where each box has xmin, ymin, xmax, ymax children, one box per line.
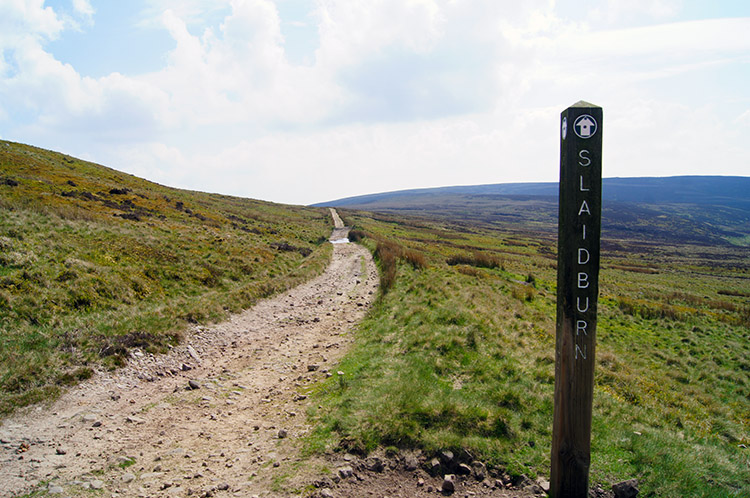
<box><xmin>575</xmin><ymin>343</ymin><xmax>587</xmax><ymax>360</ymax></box>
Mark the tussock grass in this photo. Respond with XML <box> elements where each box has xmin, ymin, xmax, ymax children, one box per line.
<box><xmin>0</xmin><ymin>140</ymin><xmax>332</xmax><ymax>415</ymax></box>
<box><xmin>446</xmin><ymin>251</ymin><xmax>503</xmax><ymax>269</ymax></box>
<box><xmin>348</xmin><ymin>229</ymin><xmax>427</xmax><ymax>294</ymax></box>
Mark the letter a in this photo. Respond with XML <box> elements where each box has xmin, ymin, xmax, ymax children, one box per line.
<box><xmin>578</xmin><ymin>200</ymin><xmax>591</xmax><ymax>216</ymax></box>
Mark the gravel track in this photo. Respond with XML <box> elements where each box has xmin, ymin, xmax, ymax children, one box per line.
<box><xmin>1</xmin><ymin>212</ymin><xmax>378</xmax><ymax>498</ymax></box>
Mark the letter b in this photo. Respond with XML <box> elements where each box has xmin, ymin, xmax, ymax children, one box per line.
<box><xmin>578</xmin><ymin>272</ymin><xmax>589</xmax><ymax>289</ymax></box>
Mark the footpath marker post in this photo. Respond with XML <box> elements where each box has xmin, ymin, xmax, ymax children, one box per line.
<box><xmin>550</xmin><ymin>101</ymin><xmax>603</xmax><ymax>498</ymax></box>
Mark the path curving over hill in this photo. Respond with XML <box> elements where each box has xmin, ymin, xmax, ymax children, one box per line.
<box><xmin>0</xmin><ymin>213</ymin><xmax>378</xmax><ymax>497</ymax></box>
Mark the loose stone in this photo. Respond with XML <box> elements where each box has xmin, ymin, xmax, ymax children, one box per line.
<box><xmin>471</xmin><ymin>461</ymin><xmax>486</xmax><ymax>481</ymax></box>
<box><xmin>442</xmin><ymin>474</ymin><xmax>456</xmax><ymax>493</ymax></box>
<box><xmin>403</xmin><ymin>454</ymin><xmax>419</xmax><ymax>471</ymax></box>
<box><xmin>337</xmin><ymin>466</ymin><xmax>354</xmax><ymax>479</ymax></box>
<box><xmin>612</xmin><ymin>479</ymin><xmax>639</xmax><ymax>498</ymax></box>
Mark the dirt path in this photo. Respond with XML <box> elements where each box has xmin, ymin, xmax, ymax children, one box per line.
<box><xmin>0</xmin><ymin>213</ymin><xmax>378</xmax><ymax>498</ymax></box>
<box><xmin>328</xmin><ymin>208</ymin><xmax>348</xmax><ymax>242</ymax></box>
<box><xmin>1</xmin><ymin>209</ymin><xmax>549</xmax><ymax>498</ymax></box>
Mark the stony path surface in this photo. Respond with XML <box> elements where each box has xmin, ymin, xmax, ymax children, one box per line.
<box><xmin>0</xmin><ymin>216</ymin><xmax>378</xmax><ymax>498</ymax></box>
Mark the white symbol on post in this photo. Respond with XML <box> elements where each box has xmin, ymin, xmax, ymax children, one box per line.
<box><xmin>561</xmin><ymin>117</ymin><xmax>568</xmax><ymax>140</ymax></box>
<box><xmin>574</xmin><ymin>115</ymin><xmax>597</xmax><ymax>139</ymax></box>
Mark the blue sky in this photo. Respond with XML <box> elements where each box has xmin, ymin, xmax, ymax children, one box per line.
<box><xmin>1</xmin><ymin>1</ymin><xmax>748</xmax><ymax>204</ymax></box>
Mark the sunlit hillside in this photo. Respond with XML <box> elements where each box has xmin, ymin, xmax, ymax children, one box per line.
<box><xmin>0</xmin><ymin>140</ymin><xmax>332</xmax><ymax>414</ymax></box>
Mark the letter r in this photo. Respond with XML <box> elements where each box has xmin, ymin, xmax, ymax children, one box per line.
<box><xmin>577</xmin><ymin>320</ymin><xmax>588</xmax><ymax>336</ymax></box>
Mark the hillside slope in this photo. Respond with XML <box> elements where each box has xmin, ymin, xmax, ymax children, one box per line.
<box><xmin>0</xmin><ymin>140</ymin><xmax>332</xmax><ymax>414</ymax></box>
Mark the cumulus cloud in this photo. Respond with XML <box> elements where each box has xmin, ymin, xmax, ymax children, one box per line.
<box><xmin>1</xmin><ymin>1</ymin><xmax>748</xmax><ymax>204</ymax></box>
<box><xmin>0</xmin><ymin>1</ymin><xmax>63</xmax><ymax>46</ymax></box>
<box><xmin>149</xmin><ymin>2</ymin><xmax>342</xmax><ymax>129</ymax></box>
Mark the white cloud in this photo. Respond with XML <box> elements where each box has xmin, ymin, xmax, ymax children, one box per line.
<box><xmin>589</xmin><ymin>0</ymin><xmax>680</xmax><ymax>26</ymax></box>
<box><xmin>315</xmin><ymin>0</ymin><xmax>446</xmax><ymax>67</ymax></box>
<box><xmin>736</xmin><ymin>109</ymin><xmax>750</xmax><ymax>126</ymax></box>
<box><xmin>72</xmin><ymin>0</ymin><xmax>94</xmax><ymax>19</ymax></box>
<box><xmin>604</xmin><ymin>99</ymin><xmax>750</xmax><ymax>180</ymax></box>
<box><xmin>138</xmin><ymin>0</ymin><xmax>232</xmax><ymax>28</ymax></box>
<box><xmin>149</xmin><ymin>2</ymin><xmax>343</xmax><ymax>128</ymax></box>
<box><xmin>0</xmin><ymin>1</ymin><xmax>64</xmax><ymax>48</ymax></box>
<box><xmin>1</xmin><ymin>1</ymin><xmax>748</xmax><ymax>205</ymax></box>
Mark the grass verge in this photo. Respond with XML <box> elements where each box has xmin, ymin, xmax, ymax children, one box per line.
<box><xmin>307</xmin><ymin>210</ymin><xmax>750</xmax><ymax>497</ymax></box>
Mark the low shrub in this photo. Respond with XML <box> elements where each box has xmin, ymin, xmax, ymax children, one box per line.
<box><xmin>348</xmin><ymin>229</ymin><xmax>367</xmax><ymax>243</ymax></box>
<box><xmin>375</xmin><ymin>240</ymin><xmax>401</xmax><ymax>293</ymax></box>
<box><xmin>404</xmin><ymin>249</ymin><xmax>427</xmax><ymax>270</ymax></box>
<box><xmin>446</xmin><ymin>251</ymin><xmax>502</xmax><ymax>269</ymax></box>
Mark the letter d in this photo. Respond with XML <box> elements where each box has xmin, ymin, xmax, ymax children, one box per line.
<box><xmin>578</xmin><ymin>248</ymin><xmax>590</xmax><ymax>265</ymax></box>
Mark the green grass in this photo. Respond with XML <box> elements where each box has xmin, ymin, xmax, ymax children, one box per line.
<box><xmin>307</xmin><ymin>210</ymin><xmax>750</xmax><ymax>497</ymax></box>
<box><xmin>116</xmin><ymin>457</ymin><xmax>136</xmax><ymax>469</ymax></box>
<box><xmin>4</xmin><ymin>139</ymin><xmax>749</xmax><ymax>496</ymax></box>
<box><xmin>0</xmin><ymin>140</ymin><xmax>333</xmax><ymax>415</ymax></box>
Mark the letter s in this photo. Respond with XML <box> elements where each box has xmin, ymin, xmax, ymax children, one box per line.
<box><xmin>579</xmin><ymin>149</ymin><xmax>591</xmax><ymax>167</ymax></box>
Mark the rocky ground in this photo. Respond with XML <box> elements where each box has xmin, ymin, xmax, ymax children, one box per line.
<box><xmin>0</xmin><ymin>212</ymin><xmax>618</xmax><ymax>498</ymax></box>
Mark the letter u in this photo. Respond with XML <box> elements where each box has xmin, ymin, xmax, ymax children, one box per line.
<box><xmin>577</xmin><ymin>296</ymin><xmax>589</xmax><ymax>313</ymax></box>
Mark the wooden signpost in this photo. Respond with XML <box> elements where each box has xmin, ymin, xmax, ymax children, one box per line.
<box><xmin>550</xmin><ymin>101</ymin><xmax>603</xmax><ymax>498</ymax></box>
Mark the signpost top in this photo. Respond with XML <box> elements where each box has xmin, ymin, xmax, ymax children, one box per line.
<box><xmin>569</xmin><ymin>100</ymin><xmax>600</xmax><ymax>109</ymax></box>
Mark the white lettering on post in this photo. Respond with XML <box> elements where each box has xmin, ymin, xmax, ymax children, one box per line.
<box><xmin>575</xmin><ymin>343</ymin><xmax>587</xmax><ymax>360</ymax></box>
<box><xmin>578</xmin><ymin>149</ymin><xmax>591</xmax><ymax>167</ymax></box>
<box><xmin>578</xmin><ymin>272</ymin><xmax>589</xmax><ymax>289</ymax></box>
<box><xmin>578</xmin><ymin>248</ymin><xmax>590</xmax><ymax>265</ymax></box>
<box><xmin>577</xmin><ymin>320</ymin><xmax>588</xmax><ymax>336</ymax></box>
<box><xmin>577</xmin><ymin>296</ymin><xmax>589</xmax><ymax>313</ymax></box>
<box><xmin>580</xmin><ymin>176</ymin><xmax>590</xmax><ymax>192</ymax></box>
<box><xmin>571</xmin><ymin>124</ymin><xmax>597</xmax><ymax>363</ymax></box>
<box><xmin>578</xmin><ymin>200</ymin><xmax>591</xmax><ymax>216</ymax></box>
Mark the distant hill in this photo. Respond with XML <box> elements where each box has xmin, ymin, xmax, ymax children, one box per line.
<box><xmin>315</xmin><ymin>176</ymin><xmax>750</xmax><ymax>246</ymax></box>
